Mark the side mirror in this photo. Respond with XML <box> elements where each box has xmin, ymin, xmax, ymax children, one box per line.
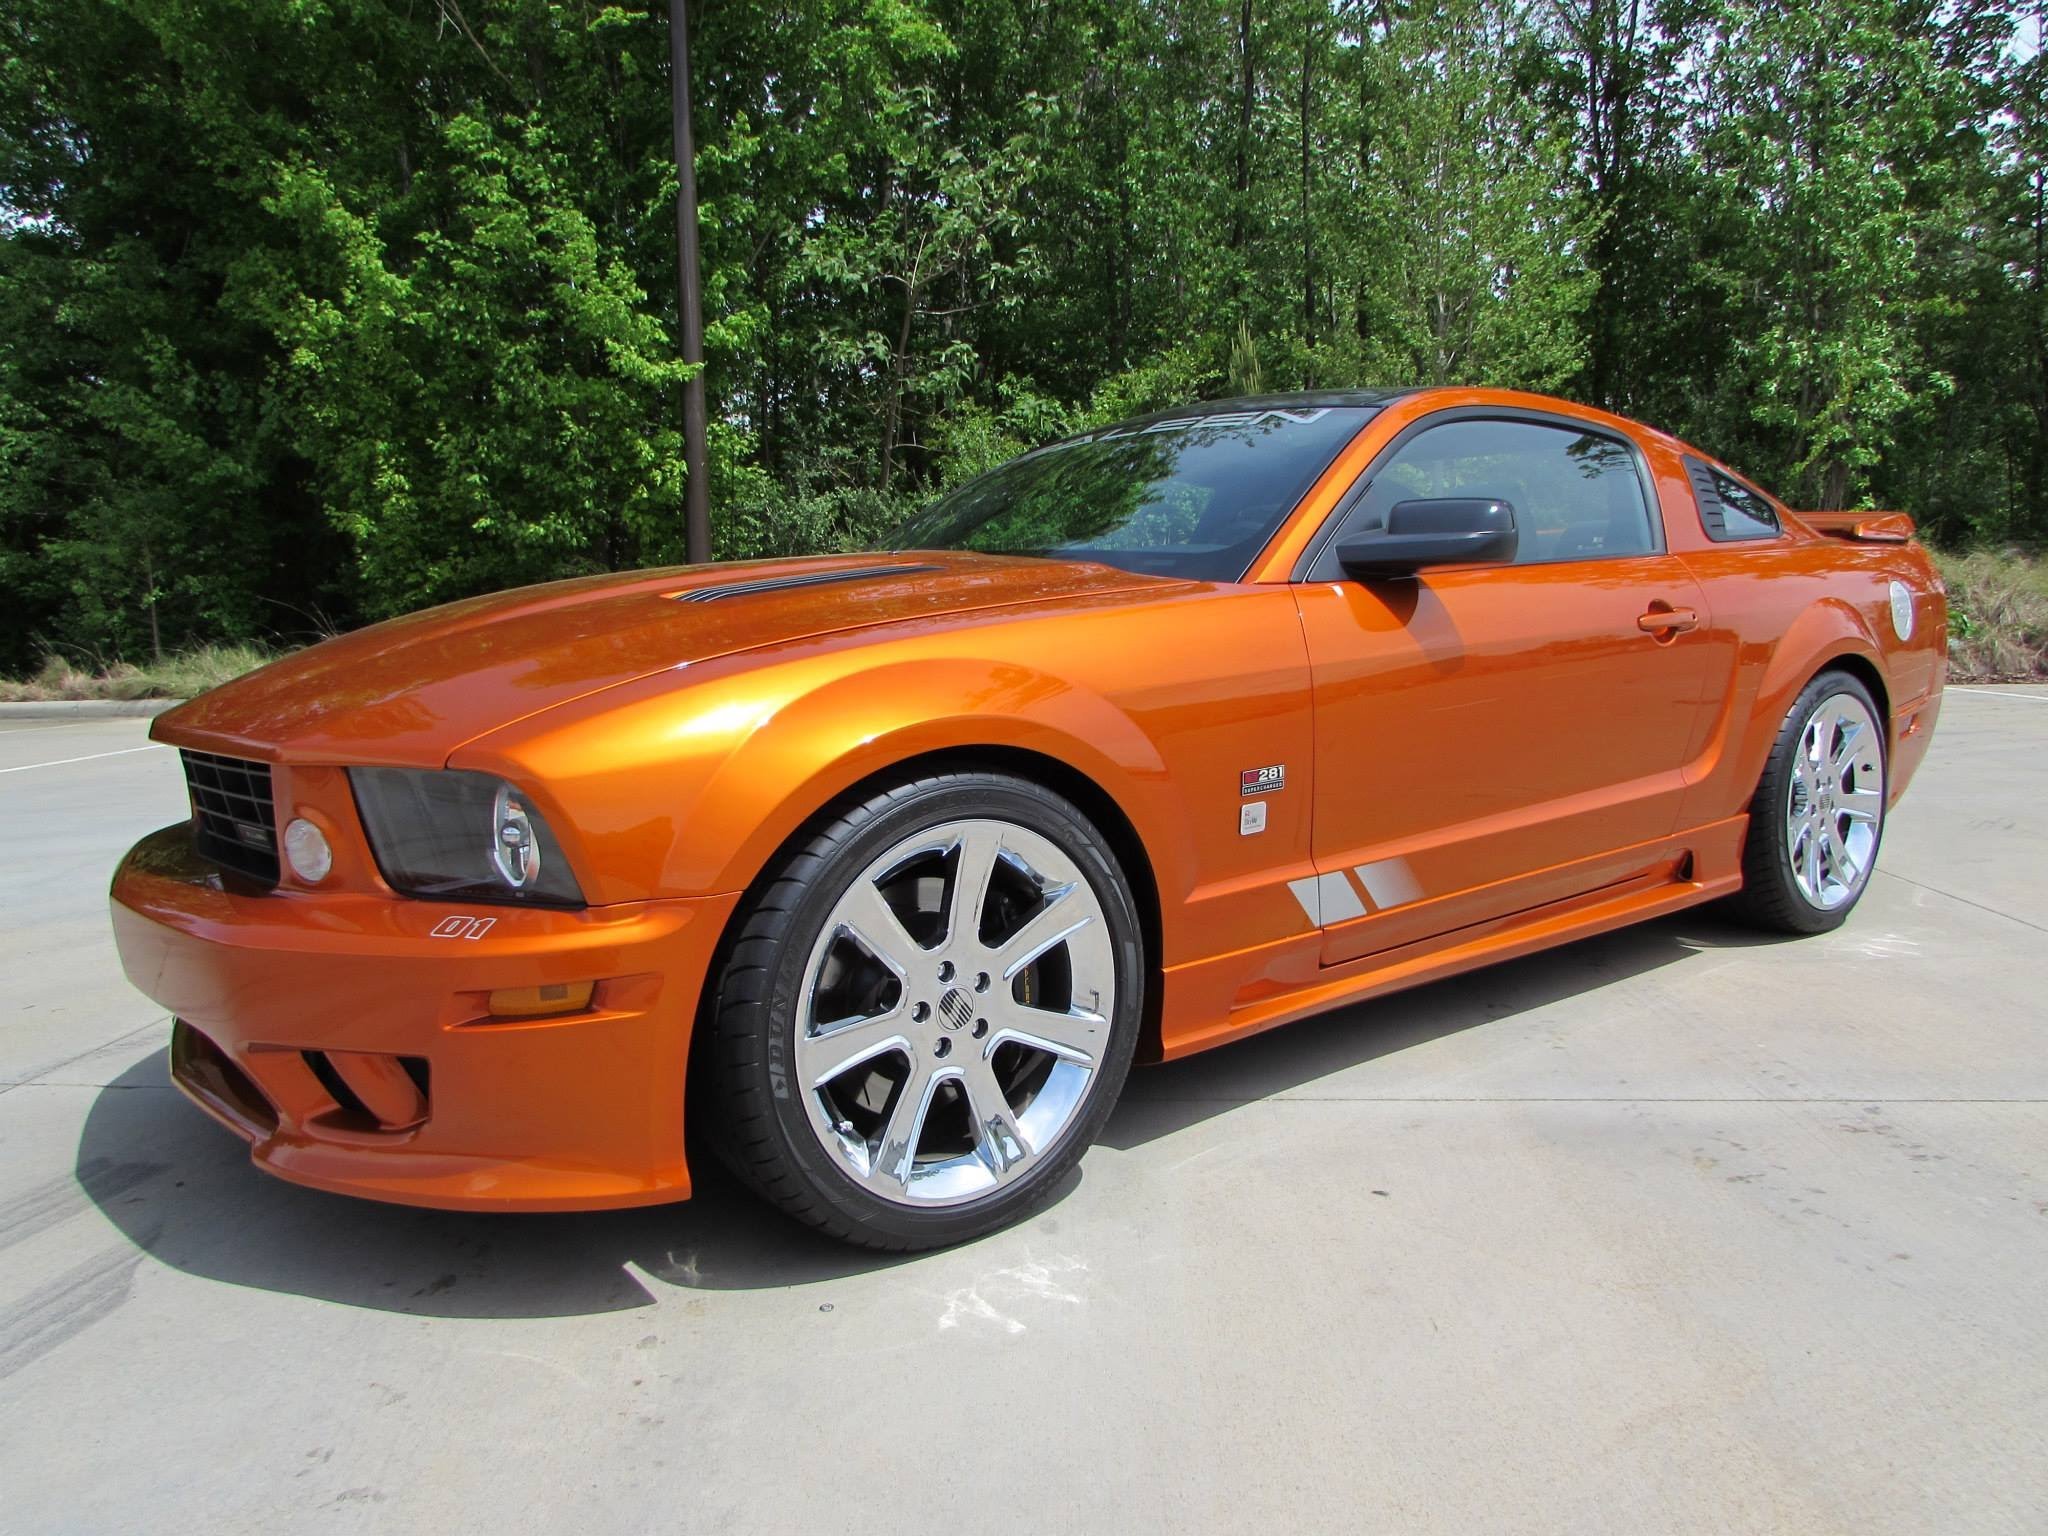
<box><xmin>1336</xmin><ymin>498</ymin><xmax>1518</xmax><ymax>580</ymax></box>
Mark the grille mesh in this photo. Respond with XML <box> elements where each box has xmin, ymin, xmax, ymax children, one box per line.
<box><xmin>180</xmin><ymin>749</ymin><xmax>280</xmax><ymax>884</ymax></box>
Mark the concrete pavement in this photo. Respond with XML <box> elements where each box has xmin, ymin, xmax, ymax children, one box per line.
<box><xmin>1</xmin><ymin>696</ymin><xmax>2043</xmax><ymax>1533</ymax></box>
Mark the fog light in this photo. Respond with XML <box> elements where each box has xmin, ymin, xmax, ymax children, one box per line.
<box><xmin>486</xmin><ymin>981</ymin><xmax>596</xmax><ymax>1019</ymax></box>
<box><xmin>283</xmin><ymin>818</ymin><xmax>332</xmax><ymax>884</ymax></box>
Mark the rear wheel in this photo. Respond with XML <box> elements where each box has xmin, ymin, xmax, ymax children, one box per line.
<box><xmin>697</xmin><ymin>770</ymin><xmax>1143</xmax><ymax>1250</ymax></box>
<box><xmin>1729</xmin><ymin>671</ymin><xmax>1887</xmax><ymax>934</ymax></box>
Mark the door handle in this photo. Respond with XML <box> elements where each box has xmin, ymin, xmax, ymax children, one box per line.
<box><xmin>1637</xmin><ymin>606</ymin><xmax>1698</xmax><ymax>636</ymax></box>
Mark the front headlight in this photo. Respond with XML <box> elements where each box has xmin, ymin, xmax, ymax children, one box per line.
<box><xmin>349</xmin><ymin>768</ymin><xmax>585</xmax><ymax>907</ymax></box>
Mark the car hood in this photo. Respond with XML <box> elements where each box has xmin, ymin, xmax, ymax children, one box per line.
<box><xmin>153</xmin><ymin>553</ymin><xmax>1171</xmax><ymax>766</ymax></box>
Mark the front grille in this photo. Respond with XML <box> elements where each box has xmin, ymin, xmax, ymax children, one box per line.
<box><xmin>180</xmin><ymin>749</ymin><xmax>280</xmax><ymax>884</ymax></box>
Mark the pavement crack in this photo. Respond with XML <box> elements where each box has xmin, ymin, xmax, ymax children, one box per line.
<box><xmin>1126</xmin><ymin>1095</ymin><xmax>2048</xmax><ymax>1105</ymax></box>
<box><xmin>0</xmin><ymin>1019</ymin><xmax>166</xmax><ymax>1100</ymax></box>
<box><xmin>0</xmin><ymin>1081</ymin><xmax>178</xmax><ymax>1091</ymax></box>
<box><xmin>1875</xmin><ymin>869</ymin><xmax>2048</xmax><ymax>934</ymax></box>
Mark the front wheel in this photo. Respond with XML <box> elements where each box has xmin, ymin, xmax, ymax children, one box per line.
<box><xmin>1729</xmin><ymin>670</ymin><xmax>1887</xmax><ymax>934</ymax></box>
<box><xmin>697</xmin><ymin>770</ymin><xmax>1144</xmax><ymax>1250</ymax></box>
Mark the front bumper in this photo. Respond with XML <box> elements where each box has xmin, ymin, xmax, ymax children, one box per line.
<box><xmin>110</xmin><ymin>823</ymin><xmax>738</xmax><ymax>1211</ymax></box>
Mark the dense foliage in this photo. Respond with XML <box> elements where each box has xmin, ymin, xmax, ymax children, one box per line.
<box><xmin>0</xmin><ymin>0</ymin><xmax>2040</xmax><ymax>667</ymax></box>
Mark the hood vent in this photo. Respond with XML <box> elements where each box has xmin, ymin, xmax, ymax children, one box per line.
<box><xmin>677</xmin><ymin>563</ymin><xmax>942</xmax><ymax>605</ymax></box>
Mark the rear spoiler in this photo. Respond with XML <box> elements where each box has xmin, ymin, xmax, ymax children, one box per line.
<box><xmin>1798</xmin><ymin>510</ymin><xmax>1916</xmax><ymax>544</ymax></box>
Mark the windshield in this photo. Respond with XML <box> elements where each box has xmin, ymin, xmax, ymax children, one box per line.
<box><xmin>881</xmin><ymin>405</ymin><xmax>1376</xmax><ymax>580</ymax></box>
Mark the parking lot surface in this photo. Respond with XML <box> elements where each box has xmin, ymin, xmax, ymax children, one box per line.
<box><xmin>1</xmin><ymin>691</ymin><xmax>2044</xmax><ymax>1534</ymax></box>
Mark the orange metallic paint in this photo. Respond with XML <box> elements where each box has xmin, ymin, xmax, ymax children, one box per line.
<box><xmin>110</xmin><ymin>387</ymin><xmax>1946</xmax><ymax>1212</ymax></box>
<box><xmin>116</xmin><ymin>823</ymin><xmax>732</xmax><ymax>1209</ymax></box>
<box><xmin>1296</xmin><ymin>553</ymin><xmax>1716</xmax><ymax>964</ymax></box>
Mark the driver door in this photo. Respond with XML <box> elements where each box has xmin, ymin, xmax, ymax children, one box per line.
<box><xmin>1294</xmin><ymin>411</ymin><xmax>1713</xmax><ymax>965</ymax></box>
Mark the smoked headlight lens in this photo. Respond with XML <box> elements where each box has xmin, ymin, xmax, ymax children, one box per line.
<box><xmin>349</xmin><ymin>768</ymin><xmax>584</xmax><ymax>907</ymax></box>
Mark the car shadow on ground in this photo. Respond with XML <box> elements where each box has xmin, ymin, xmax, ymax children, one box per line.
<box><xmin>1101</xmin><ymin>908</ymin><xmax>1792</xmax><ymax>1150</ymax></box>
<box><xmin>76</xmin><ymin>911</ymin><xmax>1791</xmax><ymax>1319</ymax></box>
<box><xmin>75</xmin><ymin>1062</ymin><xmax>931</xmax><ymax>1318</ymax></box>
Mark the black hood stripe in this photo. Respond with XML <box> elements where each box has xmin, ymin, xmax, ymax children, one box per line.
<box><xmin>677</xmin><ymin>564</ymin><xmax>943</xmax><ymax>604</ymax></box>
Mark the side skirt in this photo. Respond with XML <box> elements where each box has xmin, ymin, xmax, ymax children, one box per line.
<box><xmin>1156</xmin><ymin>814</ymin><xmax>1747</xmax><ymax>1062</ymax></box>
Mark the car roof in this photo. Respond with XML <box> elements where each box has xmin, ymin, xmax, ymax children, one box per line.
<box><xmin>1105</xmin><ymin>390</ymin><xmax>1422</xmax><ymax>432</ymax></box>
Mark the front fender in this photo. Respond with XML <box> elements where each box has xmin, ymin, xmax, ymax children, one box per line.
<box><xmin>453</xmin><ymin>647</ymin><xmax>1190</xmax><ymax>911</ymax></box>
<box><xmin>671</xmin><ymin>656</ymin><xmax>1182</xmax><ymax>898</ymax></box>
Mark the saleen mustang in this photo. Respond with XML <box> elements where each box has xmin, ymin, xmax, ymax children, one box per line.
<box><xmin>111</xmin><ymin>387</ymin><xmax>1947</xmax><ymax>1249</ymax></box>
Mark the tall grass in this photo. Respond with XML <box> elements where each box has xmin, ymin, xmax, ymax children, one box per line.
<box><xmin>0</xmin><ymin>643</ymin><xmax>278</xmax><ymax>702</ymax></box>
<box><xmin>1937</xmin><ymin>549</ymin><xmax>2048</xmax><ymax>682</ymax></box>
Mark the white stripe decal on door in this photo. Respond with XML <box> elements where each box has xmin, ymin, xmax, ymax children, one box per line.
<box><xmin>1354</xmin><ymin>857</ymin><xmax>1425</xmax><ymax>911</ymax></box>
<box><xmin>1287</xmin><ymin>871</ymin><xmax>1368</xmax><ymax>927</ymax></box>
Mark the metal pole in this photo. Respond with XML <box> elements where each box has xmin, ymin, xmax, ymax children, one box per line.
<box><xmin>671</xmin><ymin>0</ymin><xmax>712</xmax><ymax>564</ymax></box>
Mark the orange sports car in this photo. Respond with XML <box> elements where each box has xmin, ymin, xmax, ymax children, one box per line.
<box><xmin>110</xmin><ymin>387</ymin><xmax>1947</xmax><ymax>1249</ymax></box>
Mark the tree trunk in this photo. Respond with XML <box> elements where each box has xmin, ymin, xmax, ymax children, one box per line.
<box><xmin>1232</xmin><ymin>0</ymin><xmax>1256</xmax><ymax>278</ymax></box>
<box><xmin>1300</xmin><ymin>15</ymin><xmax>1315</xmax><ymax>345</ymax></box>
<box><xmin>670</xmin><ymin>0</ymin><xmax>711</xmax><ymax>562</ymax></box>
<box><xmin>142</xmin><ymin>541</ymin><xmax>162</xmax><ymax>662</ymax></box>
<box><xmin>2028</xmin><ymin>154</ymin><xmax>2048</xmax><ymax>519</ymax></box>
<box><xmin>1112</xmin><ymin>40</ymin><xmax>1133</xmax><ymax>367</ymax></box>
<box><xmin>879</xmin><ymin>280</ymin><xmax>917</xmax><ymax>493</ymax></box>
<box><xmin>1821</xmin><ymin>458</ymin><xmax>1850</xmax><ymax>512</ymax></box>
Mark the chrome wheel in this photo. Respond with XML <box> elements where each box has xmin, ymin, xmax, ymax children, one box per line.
<box><xmin>1784</xmin><ymin>690</ymin><xmax>1884</xmax><ymax>911</ymax></box>
<box><xmin>794</xmin><ymin>817</ymin><xmax>1117</xmax><ymax>1209</ymax></box>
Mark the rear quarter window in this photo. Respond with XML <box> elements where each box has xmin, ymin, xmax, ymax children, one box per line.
<box><xmin>1683</xmin><ymin>456</ymin><xmax>1782</xmax><ymax>540</ymax></box>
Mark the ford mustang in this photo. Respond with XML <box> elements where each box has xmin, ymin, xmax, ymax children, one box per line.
<box><xmin>109</xmin><ymin>387</ymin><xmax>1947</xmax><ymax>1250</ymax></box>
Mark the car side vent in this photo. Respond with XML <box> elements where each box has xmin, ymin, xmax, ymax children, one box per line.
<box><xmin>677</xmin><ymin>564</ymin><xmax>942</xmax><ymax>604</ymax></box>
<box><xmin>1682</xmin><ymin>456</ymin><xmax>1728</xmax><ymax>537</ymax></box>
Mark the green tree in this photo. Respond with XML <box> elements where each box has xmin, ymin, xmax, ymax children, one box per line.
<box><xmin>1691</xmin><ymin>0</ymin><xmax>2006</xmax><ymax>509</ymax></box>
<box><xmin>1348</xmin><ymin>0</ymin><xmax>1601</xmax><ymax>389</ymax></box>
<box><xmin>1</xmin><ymin>0</ymin><xmax>2041</xmax><ymax>673</ymax></box>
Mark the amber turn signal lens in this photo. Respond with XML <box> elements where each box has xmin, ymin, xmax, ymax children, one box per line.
<box><xmin>486</xmin><ymin>981</ymin><xmax>595</xmax><ymax>1019</ymax></box>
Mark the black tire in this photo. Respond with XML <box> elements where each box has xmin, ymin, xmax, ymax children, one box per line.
<box><xmin>694</xmin><ymin>769</ymin><xmax>1144</xmax><ymax>1251</ymax></box>
<box><xmin>1728</xmin><ymin>669</ymin><xmax>1887</xmax><ymax>935</ymax></box>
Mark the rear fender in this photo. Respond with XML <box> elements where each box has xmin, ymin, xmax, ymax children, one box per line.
<box><xmin>1738</xmin><ymin>598</ymin><xmax>1889</xmax><ymax>793</ymax></box>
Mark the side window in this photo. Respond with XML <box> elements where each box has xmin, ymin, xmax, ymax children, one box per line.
<box><xmin>1711</xmin><ymin>471</ymin><xmax>1781</xmax><ymax>538</ymax></box>
<box><xmin>1317</xmin><ymin>417</ymin><xmax>1657</xmax><ymax>574</ymax></box>
<box><xmin>1684</xmin><ymin>456</ymin><xmax>1782</xmax><ymax>540</ymax></box>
